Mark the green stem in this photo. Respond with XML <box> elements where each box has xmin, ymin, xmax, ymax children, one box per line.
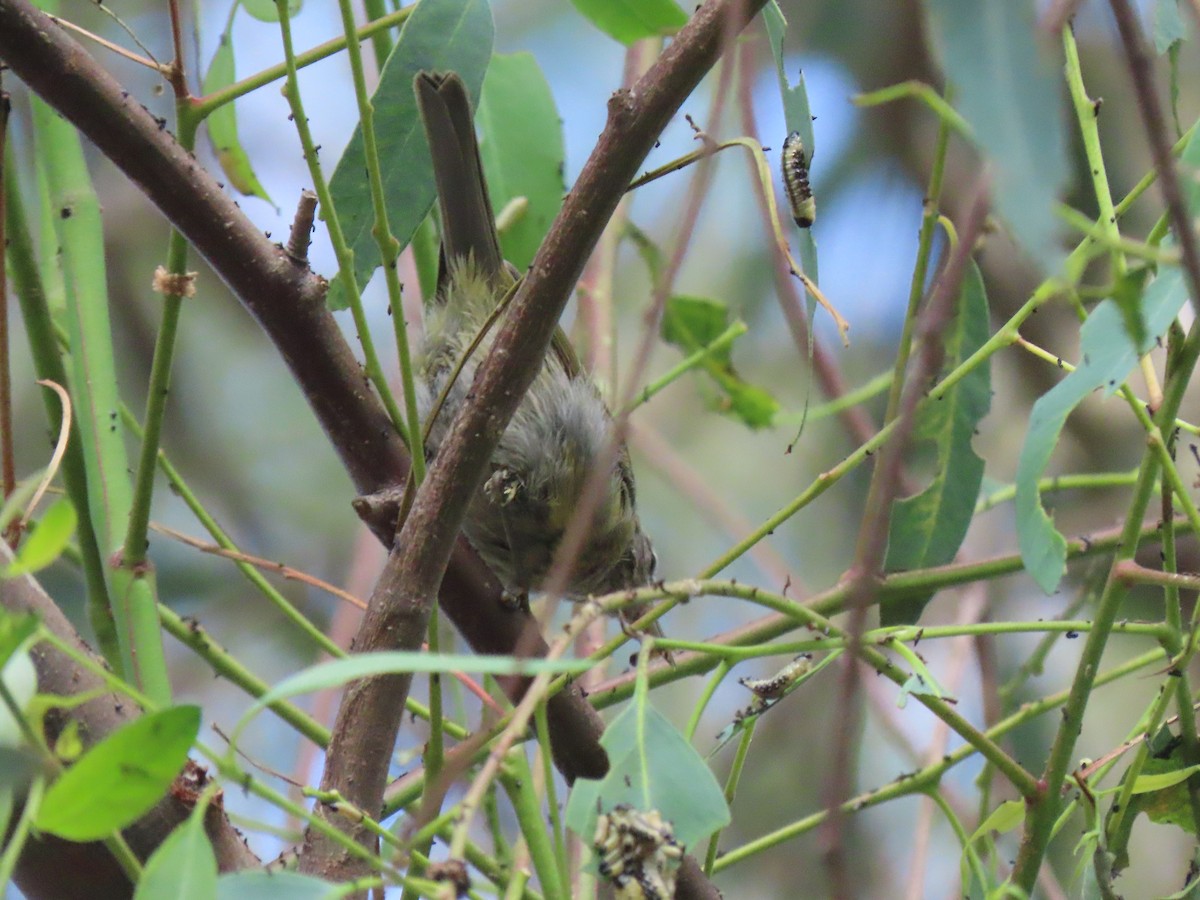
<box><xmin>158</xmin><ymin>604</ymin><xmax>329</xmax><ymax>747</ymax></box>
<box><xmin>882</xmin><ymin>84</ymin><xmax>952</xmax><ymax>425</ymax></box>
<box><xmin>711</xmin><ymin>647</ymin><xmax>1165</xmax><ymax>871</ymax></box>
<box><xmin>193</xmin><ymin>8</ymin><xmax>412</xmax><ymax>118</ymax></box>
<box><xmin>30</xmin><ymin>81</ymin><xmax>170</xmax><ymax>700</ymax></box>
<box><xmin>705</xmin><ymin>719</ymin><xmax>754</xmax><ymax>874</ymax></box>
<box><xmin>274</xmin><ymin>1</ymin><xmax>406</xmax><ymax>442</ymax></box>
<box><xmin>624</xmin><ymin>322</ymin><xmax>747</xmax><ymax>413</ymax></box>
<box><xmin>119</xmin><ymin>405</ymin><xmax>346</xmax><ymax>659</ymax></box>
<box><xmin>333</xmin><ymin>0</ymin><xmax>425</xmax><ymax>482</ymax></box>
<box><xmin>499</xmin><ymin>747</ymin><xmax>565</xmax><ymax>900</ymax></box>
<box><xmin>360</xmin><ymin>0</ymin><xmax>396</xmax><ymax>72</ymax></box>
<box><xmin>2</xmin><ymin>154</ymin><xmax>114</xmax><ymax>661</ymax></box>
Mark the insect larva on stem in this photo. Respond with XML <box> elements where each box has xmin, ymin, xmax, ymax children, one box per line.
<box><xmin>782</xmin><ymin>131</ymin><xmax>815</xmax><ymax>228</ymax></box>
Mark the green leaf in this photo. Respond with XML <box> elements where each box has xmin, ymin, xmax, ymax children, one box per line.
<box><xmin>896</xmin><ymin>670</ymin><xmax>945</xmax><ymax>708</ymax></box>
<box><xmin>1131</xmin><ymin>764</ymin><xmax>1200</xmax><ymax>795</ymax></box>
<box><xmin>661</xmin><ymin>295</ymin><xmax>779</xmax><ymax>429</ymax></box>
<box><xmin>762</xmin><ymin>2</ymin><xmax>814</xmax><ymax>156</ymax></box>
<box><xmin>1107</xmin><ymin>742</ymin><xmax>1200</xmax><ymax>873</ymax></box>
<box><xmin>970</xmin><ymin>799</ymin><xmax>1025</xmax><ymax>842</ymax></box>
<box><xmin>217</xmin><ymin>871</ymin><xmax>339</xmax><ymax>900</ymax></box>
<box><xmin>36</xmin><ymin>706</ymin><xmax>201</xmax><ymax>841</ymax></box>
<box><xmin>1111</xmin><ymin>267</ymin><xmax>1151</xmax><ymax>353</ymax></box>
<box><xmin>0</xmin><ymin>648</ymin><xmax>38</xmax><ymax>749</ymax></box>
<box><xmin>925</xmin><ymin>0</ymin><xmax>1067</xmax><ymax>273</ymax></box>
<box><xmin>883</xmin><ymin>262</ymin><xmax>990</xmax><ymax>625</ymax></box>
<box><xmin>0</xmin><ymin>748</ymin><xmax>40</xmax><ymax>794</ymax></box>
<box><xmin>567</xmin><ymin>0</ymin><xmax>687</xmax><ymax>45</ymax></box>
<box><xmin>4</xmin><ymin>498</ymin><xmax>76</xmax><ymax>577</ymax></box>
<box><xmin>326</xmin><ymin>0</ymin><xmax>494</xmax><ymax>310</ymax></box>
<box><xmin>135</xmin><ymin>810</ymin><xmax>218</xmax><ymax>900</ymax></box>
<box><xmin>1015</xmin><ymin>270</ymin><xmax>1188</xmax><ymax>593</ymax></box>
<box><xmin>565</xmin><ymin>701</ymin><xmax>730</xmax><ymax>849</ymax></box>
<box><xmin>662</xmin><ymin>296</ymin><xmax>733</xmax><ymax>359</ymax></box>
<box><xmin>202</xmin><ymin>28</ymin><xmax>273</xmax><ymax>204</ymax></box>
<box><xmin>241</xmin><ymin>0</ymin><xmax>302</xmax><ymax>22</ymax></box>
<box><xmin>0</xmin><ymin>468</ymin><xmax>46</xmax><ymax>535</ymax></box>
<box><xmin>1154</xmin><ymin>0</ymin><xmax>1188</xmax><ymax>54</ymax></box>
<box><xmin>476</xmin><ymin>53</ymin><xmax>564</xmax><ymax>271</ymax></box>
<box><xmin>763</xmin><ymin>1</ymin><xmax>819</xmax><ymax>441</ymax></box>
<box><xmin>0</xmin><ymin>611</ymin><xmax>38</xmax><ymax>673</ymax></box>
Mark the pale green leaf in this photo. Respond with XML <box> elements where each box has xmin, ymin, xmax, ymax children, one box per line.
<box><xmin>202</xmin><ymin>29</ymin><xmax>273</xmax><ymax>203</ymax></box>
<box><xmin>135</xmin><ymin>810</ymin><xmax>218</xmax><ymax>900</ymax></box>
<box><xmin>241</xmin><ymin>0</ymin><xmax>302</xmax><ymax>22</ymax></box>
<box><xmin>568</xmin><ymin>0</ymin><xmax>687</xmax><ymax>44</ymax></box>
<box><xmin>970</xmin><ymin>799</ymin><xmax>1025</xmax><ymax>841</ymax></box>
<box><xmin>217</xmin><ymin>872</ymin><xmax>339</xmax><ymax>900</ymax></box>
<box><xmin>37</xmin><ymin>706</ymin><xmax>201</xmax><ymax>841</ymax></box>
<box><xmin>1015</xmin><ymin>270</ymin><xmax>1188</xmax><ymax>593</ymax></box>
<box><xmin>4</xmin><ymin>498</ymin><xmax>76</xmax><ymax>577</ymax></box>
<box><xmin>476</xmin><ymin>53</ymin><xmax>564</xmax><ymax>270</ymax></box>
<box><xmin>925</xmin><ymin>0</ymin><xmax>1067</xmax><ymax>273</ymax></box>
<box><xmin>565</xmin><ymin>701</ymin><xmax>729</xmax><ymax>849</ymax></box>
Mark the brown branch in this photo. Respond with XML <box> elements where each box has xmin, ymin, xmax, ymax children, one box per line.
<box><xmin>0</xmin><ymin>87</ymin><xmax>15</xmax><ymax>507</ymax></box>
<box><xmin>0</xmin><ymin>547</ymin><xmax>259</xmax><ymax>898</ymax></box>
<box><xmin>0</xmin><ymin>0</ymin><xmax>608</xmax><ymax>793</ymax></box>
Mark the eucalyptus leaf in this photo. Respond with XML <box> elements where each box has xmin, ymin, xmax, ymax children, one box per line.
<box><xmin>883</xmin><ymin>262</ymin><xmax>990</xmax><ymax>625</ymax></box>
<box><xmin>135</xmin><ymin>810</ymin><xmax>218</xmax><ymax>900</ymax></box>
<box><xmin>326</xmin><ymin>0</ymin><xmax>493</xmax><ymax>310</ymax></box>
<box><xmin>241</xmin><ymin>0</ymin><xmax>302</xmax><ymax>22</ymax></box>
<box><xmin>1015</xmin><ymin>269</ymin><xmax>1188</xmax><ymax>593</ymax></box>
<box><xmin>568</xmin><ymin>0</ymin><xmax>686</xmax><ymax>45</ymax></box>
<box><xmin>1154</xmin><ymin>0</ymin><xmax>1188</xmax><ymax>54</ymax></box>
<box><xmin>217</xmin><ymin>871</ymin><xmax>339</xmax><ymax>900</ymax></box>
<box><xmin>565</xmin><ymin>701</ymin><xmax>729</xmax><ymax>849</ymax></box>
<box><xmin>661</xmin><ymin>295</ymin><xmax>778</xmax><ymax>429</ymax></box>
<box><xmin>925</xmin><ymin>0</ymin><xmax>1067</xmax><ymax>273</ymax></box>
<box><xmin>476</xmin><ymin>53</ymin><xmax>564</xmax><ymax>270</ymax></box>
<box><xmin>201</xmin><ymin>27</ymin><xmax>273</xmax><ymax>203</ymax></box>
<box><xmin>235</xmin><ymin>651</ymin><xmax>589</xmax><ymax>742</ymax></box>
<box><xmin>970</xmin><ymin>799</ymin><xmax>1025</xmax><ymax>841</ymax></box>
<box><xmin>4</xmin><ymin>498</ymin><xmax>76</xmax><ymax>577</ymax></box>
<box><xmin>37</xmin><ymin>706</ymin><xmax>201</xmax><ymax>841</ymax></box>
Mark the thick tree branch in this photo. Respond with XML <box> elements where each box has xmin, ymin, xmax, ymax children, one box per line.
<box><xmin>0</xmin><ymin>0</ymin><xmax>608</xmax><ymax>787</ymax></box>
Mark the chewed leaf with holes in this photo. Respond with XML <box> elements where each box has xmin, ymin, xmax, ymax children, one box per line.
<box><xmin>883</xmin><ymin>262</ymin><xmax>990</xmax><ymax>625</ymax></box>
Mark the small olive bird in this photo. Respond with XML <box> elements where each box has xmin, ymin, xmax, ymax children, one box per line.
<box><xmin>412</xmin><ymin>70</ymin><xmax>663</xmax><ymax>641</ymax></box>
